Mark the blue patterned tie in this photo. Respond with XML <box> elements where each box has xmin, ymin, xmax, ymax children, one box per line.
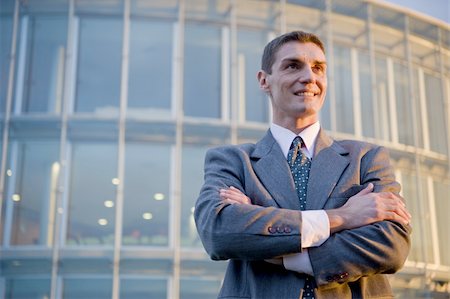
<box><xmin>287</xmin><ymin>136</ymin><xmax>315</xmax><ymax>299</ymax></box>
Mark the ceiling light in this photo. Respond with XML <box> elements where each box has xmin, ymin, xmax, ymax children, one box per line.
<box><xmin>142</xmin><ymin>212</ymin><xmax>153</xmax><ymax>220</ymax></box>
<box><xmin>12</xmin><ymin>194</ymin><xmax>21</xmax><ymax>202</ymax></box>
<box><xmin>98</xmin><ymin>218</ymin><xmax>108</xmax><ymax>226</ymax></box>
<box><xmin>104</xmin><ymin>200</ymin><xmax>114</xmax><ymax>208</ymax></box>
<box><xmin>153</xmin><ymin>193</ymin><xmax>165</xmax><ymax>201</ymax></box>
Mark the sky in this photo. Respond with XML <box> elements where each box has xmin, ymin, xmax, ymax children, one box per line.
<box><xmin>382</xmin><ymin>0</ymin><xmax>449</xmax><ymax>23</ymax></box>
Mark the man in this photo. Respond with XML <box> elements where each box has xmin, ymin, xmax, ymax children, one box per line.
<box><xmin>194</xmin><ymin>30</ymin><xmax>411</xmax><ymax>299</ymax></box>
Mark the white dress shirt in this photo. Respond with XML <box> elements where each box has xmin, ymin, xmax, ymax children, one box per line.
<box><xmin>270</xmin><ymin>122</ymin><xmax>330</xmax><ymax>275</ymax></box>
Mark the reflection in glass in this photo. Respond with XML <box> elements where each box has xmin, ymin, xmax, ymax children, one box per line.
<box><xmin>128</xmin><ymin>20</ymin><xmax>172</xmax><ymax>117</ymax></box>
<box><xmin>237</xmin><ymin>29</ymin><xmax>269</xmax><ymax>123</ymax></box>
<box><xmin>181</xmin><ymin>145</ymin><xmax>208</xmax><ymax>247</ymax></box>
<box><xmin>434</xmin><ymin>180</ymin><xmax>450</xmax><ymax>266</ymax></box>
<box><xmin>67</xmin><ymin>143</ymin><xmax>117</xmax><ymax>245</ymax></box>
<box><xmin>122</xmin><ymin>143</ymin><xmax>170</xmax><ymax>246</ymax></box>
<box><xmin>63</xmin><ymin>278</ymin><xmax>112</xmax><ymax>299</ymax></box>
<box><xmin>5</xmin><ymin>278</ymin><xmax>50</xmax><ymax>299</ymax></box>
<box><xmin>19</xmin><ymin>16</ymin><xmax>67</xmax><ymax>114</ymax></box>
<box><xmin>184</xmin><ymin>23</ymin><xmax>221</xmax><ymax>118</ymax></box>
<box><xmin>333</xmin><ymin>45</ymin><xmax>354</xmax><ymax>134</ymax></box>
<box><xmin>120</xmin><ymin>278</ymin><xmax>167</xmax><ymax>299</ymax></box>
<box><xmin>75</xmin><ymin>18</ymin><xmax>122</xmax><ymax>114</ymax></box>
<box><xmin>8</xmin><ymin>141</ymin><xmax>59</xmax><ymax>246</ymax></box>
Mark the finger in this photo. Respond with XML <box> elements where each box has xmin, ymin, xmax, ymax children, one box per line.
<box><xmin>356</xmin><ymin>183</ymin><xmax>374</xmax><ymax>196</ymax></box>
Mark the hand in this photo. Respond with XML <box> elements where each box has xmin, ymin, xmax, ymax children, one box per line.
<box><xmin>326</xmin><ymin>183</ymin><xmax>411</xmax><ymax>233</ymax></box>
<box><xmin>219</xmin><ymin>186</ymin><xmax>251</xmax><ymax>205</ymax></box>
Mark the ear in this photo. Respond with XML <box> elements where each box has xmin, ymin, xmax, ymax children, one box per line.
<box><xmin>257</xmin><ymin>70</ymin><xmax>271</xmax><ymax>93</ymax></box>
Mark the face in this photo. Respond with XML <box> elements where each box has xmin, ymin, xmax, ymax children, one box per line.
<box><xmin>258</xmin><ymin>42</ymin><xmax>327</xmax><ymax>128</ymax></box>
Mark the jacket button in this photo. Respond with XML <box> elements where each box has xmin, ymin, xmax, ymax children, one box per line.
<box><xmin>276</xmin><ymin>226</ymin><xmax>284</xmax><ymax>233</ymax></box>
<box><xmin>268</xmin><ymin>227</ymin><xmax>277</xmax><ymax>234</ymax></box>
<box><xmin>326</xmin><ymin>276</ymin><xmax>334</xmax><ymax>282</ymax></box>
<box><xmin>284</xmin><ymin>226</ymin><xmax>292</xmax><ymax>233</ymax></box>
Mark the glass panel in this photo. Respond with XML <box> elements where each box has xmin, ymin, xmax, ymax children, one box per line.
<box><xmin>122</xmin><ymin>143</ymin><xmax>170</xmax><ymax>246</ymax></box>
<box><xmin>180</xmin><ymin>278</ymin><xmax>222</xmax><ymax>299</ymax></box>
<box><xmin>128</xmin><ymin>19</ymin><xmax>172</xmax><ymax>118</ymax></box>
<box><xmin>19</xmin><ymin>16</ymin><xmax>67</xmax><ymax>114</ymax></box>
<box><xmin>5</xmin><ymin>278</ymin><xmax>51</xmax><ymax>299</ymax></box>
<box><xmin>184</xmin><ymin>23</ymin><xmax>221</xmax><ymax>118</ymax></box>
<box><xmin>181</xmin><ymin>145</ymin><xmax>209</xmax><ymax>248</ymax></box>
<box><xmin>374</xmin><ymin>57</ymin><xmax>391</xmax><ymax>141</ymax></box>
<box><xmin>67</xmin><ymin>143</ymin><xmax>117</xmax><ymax>246</ymax></box>
<box><xmin>7</xmin><ymin>141</ymin><xmax>59</xmax><ymax>246</ymax></box>
<box><xmin>331</xmin><ymin>0</ymin><xmax>367</xmax><ymax>47</ymax></box>
<box><xmin>237</xmin><ymin>28</ymin><xmax>268</xmax><ymax>123</ymax></box>
<box><xmin>434</xmin><ymin>180</ymin><xmax>450</xmax><ymax>266</ymax></box>
<box><xmin>75</xmin><ymin>17</ymin><xmax>122</xmax><ymax>115</ymax></box>
<box><xmin>236</xmin><ymin>0</ymin><xmax>281</xmax><ymax>30</ymax></box>
<box><xmin>63</xmin><ymin>278</ymin><xmax>112</xmax><ymax>299</ymax></box>
<box><xmin>0</xmin><ymin>6</ymin><xmax>14</xmax><ymax>113</ymax></box>
<box><xmin>424</xmin><ymin>72</ymin><xmax>448</xmax><ymax>155</ymax></box>
<box><xmin>120</xmin><ymin>278</ymin><xmax>167</xmax><ymax>299</ymax></box>
<box><xmin>394</xmin><ymin>62</ymin><xmax>414</xmax><ymax>146</ymax></box>
<box><xmin>333</xmin><ymin>45</ymin><xmax>354</xmax><ymax>134</ymax></box>
<box><xmin>359</xmin><ymin>51</ymin><xmax>374</xmax><ymax>138</ymax></box>
<box><xmin>401</xmin><ymin>172</ymin><xmax>433</xmax><ymax>263</ymax></box>
<box><xmin>286</xmin><ymin>2</ymin><xmax>324</xmax><ymax>33</ymax></box>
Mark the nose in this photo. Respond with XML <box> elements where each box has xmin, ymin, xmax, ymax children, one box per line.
<box><xmin>298</xmin><ymin>65</ymin><xmax>316</xmax><ymax>84</ymax></box>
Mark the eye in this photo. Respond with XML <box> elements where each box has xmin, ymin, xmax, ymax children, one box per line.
<box><xmin>287</xmin><ymin>63</ymin><xmax>299</xmax><ymax>70</ymax></box>
<box><xmin>312</xmin><ymin>65</ymin><xmax>325</xmax><ymax>73</ymax></box>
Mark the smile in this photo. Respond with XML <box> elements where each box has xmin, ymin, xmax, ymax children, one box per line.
<box><xmin>294</xmin><ymin>92</ymin><xmax>316</xmax><ymax>96</ymax></box>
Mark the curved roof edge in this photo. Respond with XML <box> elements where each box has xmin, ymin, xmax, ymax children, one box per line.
<box><xmin>365</xmin><ymin>0</ymin><xmax>450</xmax><ymax>30</ymax></box>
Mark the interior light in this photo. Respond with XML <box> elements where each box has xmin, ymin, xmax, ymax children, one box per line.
<box><xmin>112</xmin><ymin>178</ymin><xmax>120</xmax><ymax>185</ymax></box>
<box><xmin>104</xmin><ymin>200</ymin><xmax>114</xmax><ymax>208</ymax></box>
<box><xmin>98</xmin><ymin>218</ymin><xmax>108</xmax><ymax>226</ymax></box>
<box><xmin>6</xmin><ymin>169</ymin><xmax>12</xmax><ymax>176</ymax></box>
<box><xmin>12</xmin><ymin>194</ymin><xmax>21</xmax><ymax>202</ymax></box>
<box><xmin>142</xmin><ymin>212</ymin><xmax>153</xmax><ymax>220</ymax></box>
<box><xmin>153</xmin><ymin>193</ymin><xmax>165</xmax><ymax>201</ymax></box>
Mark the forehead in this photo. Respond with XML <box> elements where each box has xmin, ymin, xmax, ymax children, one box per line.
<box><xmin>274</xmin><ymin>41</ymin><xmax>326</xmax><ymax>64</ymax></box>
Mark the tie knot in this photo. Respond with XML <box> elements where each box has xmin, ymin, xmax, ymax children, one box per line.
<box><xmin>290</xmin><ymin>136</ymin><xmax>303</xmax><ymax>150</ymax></box>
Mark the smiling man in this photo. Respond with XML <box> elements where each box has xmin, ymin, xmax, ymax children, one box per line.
<box><xmin>194</xmin><ymin>31</ymin><xmax>411</xmax><ymax>299</ymax></box>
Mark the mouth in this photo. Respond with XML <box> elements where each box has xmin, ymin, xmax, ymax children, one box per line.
<box><xmin>294</xmin><ymin>91</ymin><xmax>318</xmax><ymax>97</ymax></box>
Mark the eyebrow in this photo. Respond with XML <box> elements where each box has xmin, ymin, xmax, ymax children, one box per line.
<box><xmin>281</xmin><ymin>58</ymin><xmax>327</xmax><ymax>66</ymax></box>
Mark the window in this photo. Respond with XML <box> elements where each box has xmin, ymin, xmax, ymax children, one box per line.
<box><xmin>434</xmin><ymin>180</ymin><xmax>450</xmax><ymax>266</ymax></box>
<box><xmin>6</xmin><ymin>141</ymin><xmax>59</xmax><ymax>246</ymax></box>
<box><xmin>184</xmin><ymin>23</ymin><xmax>222</xmax><ymax>118</ymax></box>
<box><xmin>181</xmin><ymin>145</ymin><xmax>209</xmax><ymax>247</ymax></box>
<box><xmin>180</xmin><ymin>278</ymin><xmax>222</xmax><ymax>299</ymax></box>
<box><xmin>120</xmin><ymin>278</ymin><xmax>167</xmax><ymax>299</ymax></box>
<box><xmin>0</xmin><ymin>12</ymin><xmax>14</xmax><ymax>113</ymax></box>
<box><xmin>358</xmin><ymin>52</ymin><xmax>375</xmax><ymax>138</ymax></box>
<box><xmin>128</xmin><ymin>20</ymin><xmax>173</xmax><ymax>118</ymax></box>
<box><xmin>424</xmin><ymin>72</ymin><xmax>448</xmax><ymax>155</ymax></box>
<box><xmin>122</xmin><ymin>143</ymin><xmax>170</xmax><ymax>246</ymax></box>
<box><xmin>394</xmin><ymin>62</ymin><xmax>414</xmax><ymax>146</ymax></box>
<box><xmin>75</xmin><ymin>17</ymin><xmax>122</xmax><ymax>114</ymax></box>
<box><xmin>67</xmin><ymin>142</ymin><xmax>117</xmax><ymax>246</ymax></box>
<box><xmin>237</xmin><ymin>29</ymin><xmax>269</xmax><ymax>123</ymax></box>
<box><xmin>63</xmin><ymin>278</ymin><xmax>112</xmax><ymax>299</ymax></box>
<box><xmin>333</xmin><ymin>45</ymin><xmax>354</xmax><ymax>134</ymax></box>
<box><xmin>5</xmin><ymin>278</ymin><xmax>50</xmax><ymax>299</ymax></box>
<box><xmin>16</xmin><ymin>16</ymin><xmax>67</xmax><ymax>114</ymax></box>
<box><xmin>374</xmin><ymin>57</ymin><xmax>392</xmax><ymax>141</ymax></box>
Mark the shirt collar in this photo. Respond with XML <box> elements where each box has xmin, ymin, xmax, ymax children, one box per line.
<box><xmin>270</xmin><ymin>121</ymin><xmax>321</xmax><ymax>159</ymax></box>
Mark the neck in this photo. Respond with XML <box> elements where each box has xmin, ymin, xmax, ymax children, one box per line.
<box><xmin>273</xmin><ymin>117</ymin><xmax>318</xmax><ymax>135</ymax></box>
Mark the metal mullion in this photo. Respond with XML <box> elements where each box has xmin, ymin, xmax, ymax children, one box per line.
<box><xmin>169</xmin><ymin>1</ymin><xmax>185</xmax><ymax>298</ymax></box>
<box><xmin>417</xmin><ymin>68</ymin><xmax>430</xmax><ymax>150</ymax></box>
<box><xmin>426</xmin><ymin>175</ymin><xmax>441</xmax><ymax>265</ymax></box>
<box><xmin>0</xmin><ymin>0</ymin><xmax>19</xmax><ymax>245</ymax></box>
<box><xmin>325</xmin><ymin>0</ymin><xmax>336</xmax><ymax>133</ymax></box>
<box><xmin>112</xmin><ymin>0</ymin><xmax>131</xmax><ymax>298</ymax></box>
<box><xmin>351</xmin><ymin>48</ymin><xmax>362</xmax><ymax>138</ymax></box>
<box><xmin>386</xmin><ymin>58</ymin><xmax>399</xmax><ymax>144</ymax></box>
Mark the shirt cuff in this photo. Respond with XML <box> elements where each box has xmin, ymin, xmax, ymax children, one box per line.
<box><xmin>283</xmin><ymin>250</ymin><xmax>314</xmax><ymax>275</ymax></box>
<box><xmin>301</xmin><ymin>210</ymin><xmax>330</xmax><ymax>248</ymax></box>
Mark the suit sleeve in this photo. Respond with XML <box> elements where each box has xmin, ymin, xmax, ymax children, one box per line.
<box><xmin>194</xmin><ymin>146</ymin><xmax>304</xmax><ymax>261</ymax></box>
<box><xmin>308</xmin><ymin>146</ymin><xmax>412</xmax><ymax>288</ymax></box>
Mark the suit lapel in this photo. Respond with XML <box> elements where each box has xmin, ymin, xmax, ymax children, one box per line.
<box><xmin>251</xmin><ymin>131</ymin><xmax>300</xmax><ymax>210</ymax></box>
<box><xmin>306</xmin><ymin>129</ymin><xmax>350</xmax><ymax>210</ymax></box>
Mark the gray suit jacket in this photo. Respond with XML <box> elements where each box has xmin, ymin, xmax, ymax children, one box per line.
<box><xmin>195</xmin><ymin>129</ymin><xmax>411</xmax><ymax>299</ymax></box>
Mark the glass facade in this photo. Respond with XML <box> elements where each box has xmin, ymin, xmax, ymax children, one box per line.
<box><xmin>0</xmin><ymin>0</ymin><xmax>449</xmax><ymax>298</ymax></box>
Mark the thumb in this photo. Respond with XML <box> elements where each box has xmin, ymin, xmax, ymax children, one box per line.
<box><xmin>356</xmin><ymin>183</ymin><xmax>374</xmax><ymax>196</ymax></box>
